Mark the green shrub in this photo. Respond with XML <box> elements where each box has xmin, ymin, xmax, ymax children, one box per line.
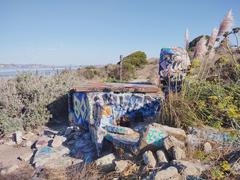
<box><xmin>82</xmin><ymin>67</ymin><xmax>100</xmax><ymax>80</ymax></box>
<box><xmin>0</xmin><ymin>71</ymin><xmax>83</xmax><ymax>135</ymax></box>
<box><xmin>123</xmin><ymin>51</ymin><xmax>147</xmax><ymax>68</ymax></box>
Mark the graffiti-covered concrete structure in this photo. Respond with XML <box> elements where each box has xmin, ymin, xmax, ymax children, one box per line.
<box><xmin>68</xmin><ymin>82</ymin><xmax>162</xmax><ymax>156</ymax></box>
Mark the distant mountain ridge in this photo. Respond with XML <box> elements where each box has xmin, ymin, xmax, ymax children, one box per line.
<box><xmin>0</xmin><ymin>64</ymin><xmax>78</xmax><ymax>69</ymax></box>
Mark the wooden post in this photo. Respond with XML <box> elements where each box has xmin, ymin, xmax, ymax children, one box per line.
<box><xmin>120</xmin><ymin>55</ymin><xmax>123</xmax><ymax>82</ymax></box>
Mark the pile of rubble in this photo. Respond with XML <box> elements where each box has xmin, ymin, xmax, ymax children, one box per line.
<box><xmin>92</xmin><ymin>123</ymin><xmax>210</xmax><ymax>180</ymax></box>
<box><xmin>0</xmin><ymin>123</ymin><xmax>239</xmax><ymax>179</ymax></box>
<box><xmin>0</xmin><ymin>127</ymin><xmax>82</xmax><ymax>175</ymax></box>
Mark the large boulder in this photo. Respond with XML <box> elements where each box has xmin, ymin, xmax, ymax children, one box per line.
<box><xmin>163</xmin><ymin>136</ymin><xmax>185</xmax><ymax>151</ymax></box>
<box><xmin>33</xmin><ymin>145</ymin><xmax>70</xmax><ymax>168</ymax></box>
<box><xmin>95</xmin><ymin>153</ymin><xmax>116</xmax><ymax>172</ymax></box>
<box><xmin>171</xmin><ymin>160</ymin><xmax>206</xmax><ymax>176</ymax></box>
<box><xmin>154</xmin><ymin>166</ymin><xmax>180</xmax><ymax>180</ymax></box>
<box><xmin>143</xmin><ymin>151</ymin><xmax>156</xmax><ymax>168</ymax></box>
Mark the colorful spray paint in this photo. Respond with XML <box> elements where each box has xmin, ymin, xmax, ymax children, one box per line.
<box><xmin>68</xmin><ymin>85</ymin><xmax>161</xmax><ymax>156</ymax></box>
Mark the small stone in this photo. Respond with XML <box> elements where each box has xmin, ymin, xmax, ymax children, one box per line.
<box><xmin>14</xmin><ymin>131</ymin><xmax>23</xmax><ymax>144</ymax></box>
<box><xmin>22</xmin><ymin>140</ymin><xmax>32</xmax><ymax>147</ymax></box>
<box><xmin>156</xmin><ymin>150</ymin><xmax>168</xmax><ymax>163</ymax></box>
<box><xmin>51</xmin><ymin>135</ymin><xmax>66</xmax><ymax>148</ymax></box>
<box><xmin>163</xmin><ymin>136</ymin><xmax>185</xmax><ymax>151</ymax></box>
<box><xmin>115</xmin><ymin>160</ymin><xmax>130</xmax><ymax>172</ymax></box>
<box><xmin>154</xmin><ymin>166</ymin><xmax>179</xmax><ymax>180</ymax></box>
<box><xmin>95</xmin><ymin>153</ymin><xmax>116</xmax><ymax>172</ymax></box>
<box><xmin>35</xmin><ymin>136</ymin><xmax>51</xmax><ymax>148</ymax></box>
<box><xmin>172</xmin><ymin>146</ymin><xmax>186</xmax><ymax>160</ymax></box>
<box><xmin>203</xmin><ymin>142</ymin><xmax>212</xmax><ymax>154</ymax></box>
<box><xmin>143</xmin><ymin>151</ymin><xmax>156</xmax><ymax>168</ymax></box>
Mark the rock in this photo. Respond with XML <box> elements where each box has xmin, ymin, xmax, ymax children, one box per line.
<box><xmin>154</xmin><ymin>166</ymin><xmax>179</xmax><ymax>180</ymax></box>
<box><xmin>65</xmin><ymin>126</ymin><xmax>74</xmax><ymax>136</ymax></box>
<box><xmin>35</xmin><ymin>136</ymin><xmax>51</xmax><ymax>149</ymax></box>
<box><xmin>115</xmin><ymin>160</ymin><xmax>130</xmax><ymax>173</ymax></box>
<box><xmin>139</xmin><ymin>123</ymin><xmax>186</xmax><ymax>152</ymax></box>
<box><xmin>33</xmin><ymin>145</ymin><xmax>70</xmax><ymax>168</ymax></box>
<box><xmin>203</xmin><ymin>142</ymin><xmax>212</xmax><ymax>154</ymax></box>
<box><xmin>160</xmin><ymin>125</ymin><xmax>186</xmax><ymax>141</ymax></box>
<box><xmin>143</xmin><ymin>151</ymin><xmax>156</xmax><ymax>168</ymax></box>
<box><xmin>156</xmin><ymin>150</ymin><xmax>168</xmax><ymax>163</ymax></box>
<box><xmin>14</xmin><ymin>131</ymin><xmax>23</xmax><ymax>144</ymax></box>
<box><xmin>95</xmin><ymin>153</ymin><xmax>116</xmax><ymax>172</ymax></box>
<box><xmin>188</xmin><ymin>126</ymin><xmax>238</xmax><ymax>145</ymax></box>
<box><xmin>0</xmin><ymin>164</ymin><xmax>19</xmax><ymax>175</ymax></box>
<box><xmin>18</xmin><ymin>150</ymin><xmax>33</xmax><ymax>162</ymax></box>
<box><xmin>51</xmin><ymin>135</ymin><xmax>66</xmax><ymax>148</ymax></box>
<box><xmin>22</xmin><ymin>140</ymin><xmax>32</xmax><ymax>147</ymax></box>
<box><xmin>163</xmin><ymin>136</ymin><xmax>185</xmax><ymax>151</ymax></box>
<box><xmin>139</xmin><ymin>123</ymin><xmax>167</xmax><ymax>151</ymax></box>
<box><xmin>171</xmin><ymin>160</ymin><xmax>206</xmax><ymax>176</ymax></box>
<box><xmin>44</xmin><ymin>156</ymin><xmax>83</xmax><ymax>169</ymax></box>
<box><xmin>172</xmin><ymin>146</ymin><xmax>186</xmax><ymax>160</ymax></box>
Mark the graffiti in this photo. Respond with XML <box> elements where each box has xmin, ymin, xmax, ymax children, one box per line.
<box><xmin>190</xmin><ymin>127</ymin><xmax>240</xmax><ymax>147</ymax></box>
<box><xmin>69</xmin><ymin>90</ymin><xmax>161</xmax><ymax>155</ymax></box>
<box><xmin>159</xmin><ymin>47</ymin><xmax>191</xmax><ymax>93</ymax></box>
<box><xmin>145</xmin><ymin>127</ymin><xmax>166</xmax><ymax>147</ymax></box>
<box><xmin>72</xmin><ymin>93</ymin><xmax>90</xmax><ymax>128</ymax></box>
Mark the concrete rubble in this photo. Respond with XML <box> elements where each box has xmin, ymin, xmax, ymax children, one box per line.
<box><xmin>156</xmin><ymin>150</ymin><xmax>168</xmax><ymax>163</ymax></box>
<box><xmin>115</xmin><ymin>160</ymin><xmax>131</xmax><ymax>173</ymax></box>
<box><xmin>154</xmin><ymin>166</ymin><xmax>180</xmax><ymax>180</ymax></box>
<box><xmin>14</xmin><ymin>130</ymin><xmax>23</xmax><ymax>144</ymax></box>
<box><xmin>51</xmin><ymin>135</ymin><xmax>66</xmax><ymax>147</ymax></box>
<box><xmin>143</xmin><ymin>150</ymin><xmax>157</xmax><ymax>168</ymax></box>
<box><xmin>95</xmin><ymin>153</ymin><xmax>116</xmax><ymax>172</ymax></box>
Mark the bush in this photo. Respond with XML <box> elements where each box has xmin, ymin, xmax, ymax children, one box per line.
<box><xmin>122</xmin><ymin>51</ymin><xmax>147</xmax><ymax>68</ymax></box>
<box><xmin>82</xmin><ymin>66</ymin><xmax>100</xmax><ymax>80</ymax></box>
<box><xmin>0</xmin><ymin>71</ymin><xmax>83</xmax><ymax>135</ymax></box>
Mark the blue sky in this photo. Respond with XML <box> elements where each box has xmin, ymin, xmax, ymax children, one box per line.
<box><xmin>0</xmin><ymin>0</ymin><xmax>239</xmax><ymax>65</ymax></box>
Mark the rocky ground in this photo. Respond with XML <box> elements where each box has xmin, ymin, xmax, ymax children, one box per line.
<box><xmin>0</xmin><ymin>122</ymin><xmax>239</xmax><ymax>180</ymax></box>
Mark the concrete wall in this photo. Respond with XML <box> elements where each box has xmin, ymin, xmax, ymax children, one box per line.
<box><xmin>68</xmin><ymin>91</ymin><xmax>161</xmax><ymax>154</ymax></box>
